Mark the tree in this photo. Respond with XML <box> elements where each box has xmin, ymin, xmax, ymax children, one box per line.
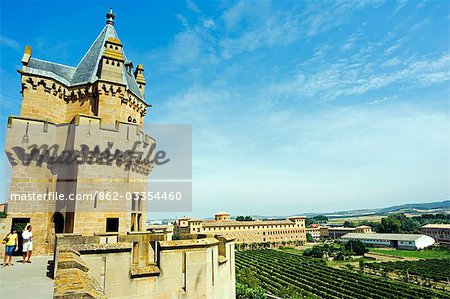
<box><xmin>306</xmin><ymin>233</ymin><xmax>314</xmax><ymax>242</ymax></box>
<box><xmin>236</xmin><ymin>216</ymin><xmax>254</xmax><ymax>221</ymax></box>
<box><xmin>378</xmin><ymin>216</ymin><xmax>402</xmax><ymax>233</ymax></box>
<box><xmin>377</xmin><ymin>213</ymin><xmax>422</xmax><ymax>233</ymax></box>
<box><xmin>334</xmin><ymin>251</ymin><xmax>347</xmax><ymax>261</ymax></box>
<box><xmin>306</xmin><ymin>215</ymin><xmax>329</xmax><ymax>226</ymax></box>
<box><xmin>237</xmin><ymin>268</ymin><xmax>259</xmax><ymax>288</ymax></box>
<box><xmin>236</xmin><ymin>283</ymin><xmax>266</xmax><ymax>299</ymax></box>
<box><xmin>343</xmin><ymin>221</ymin><xmax>356</xmax><ymax>228</ymax></box>
<box><xmin>277</xmin><ymin>286</ymin><xmax>302</xmax><ymax>298</ymax></box>
<box><xmin>359</xmin><ymin>260</ymin><xmax>365</xmax><ymax>274</ymax></box>
<box><xmin>303</xmin><ymin>245</ymin><xmax>325</xmax><ymax>258</ymax></box>
<box><xmin>344</xmin><ymin>240</ymin><xmax>368</xmax><ymax>256</ymax></box>
<box><xmin>402</xmin><ymin>218</ymin><xmax>421</xmax><ymax>233</ymax></box>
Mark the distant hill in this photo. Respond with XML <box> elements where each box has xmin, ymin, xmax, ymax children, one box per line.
<box><xmin>272</xmin><ymin>200</ymin><xmax>450</xmax><ymax>219</ymax></box>
<box><xmin>379</xmin><ymin>200</ymin><xmax>450</xmax><ymax>213</ymax></box>
<box><xmin>303</xmin><ymin>200</ymin><xmax>450</xmax><ymax>219</ymax></box>
<box><xmin>149</xmin><ymin>200</ymin><xmax>450</xmax><ymax>222</ymax></box>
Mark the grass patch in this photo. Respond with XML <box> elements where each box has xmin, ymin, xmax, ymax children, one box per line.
<box><xmin>279</xmin><ymin>247</ymin><xmax>305</xmax><ymax>255</ymax></box>
<box><xmin>369</xmin><ymin>248</ymin><xmax>450</xmax><ymax>259</ymax></box>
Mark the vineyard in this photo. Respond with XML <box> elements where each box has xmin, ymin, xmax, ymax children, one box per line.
<box><xmin>236</xmin><ymin>249</ymin><xmax>450</xmax><ymax>299</ymax></box>
<box><xmin>365</xmin><ymin>259</ymin><xmax>450</xmax><ymax>282</ymax></box>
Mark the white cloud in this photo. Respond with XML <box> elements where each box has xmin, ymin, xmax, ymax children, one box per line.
<box><xmin>367</xmin><ymin>95</ymin><xmax>398</xmax><ymax>106</ymax></box>
<box><xmin>394</xmin><ymin>0</ymin><xmax>408</xmax><ymax>13</ymax></box>
<box><xmin>202</xmin><ymin>19</ymin><xmax>215</xmax><ymax>28</ymax></box>
<box><xmin>0</xmin><ymin>35</ymin><xmax>20</xmax><ymax>50</ymax></box>
<box><xmin>381</xmin><ymin>57</ymin><xmax>401</xmax><ymax>67</ymax></box>
<box><xmin>383</xmin><ymin>37</ymin><xmax>407</xmax><ymax>55</ymax></box>
<box><xmin>266</xmin><ymin>54</ymin><xmax>450</xmax><ymax>102</ymax></box>
<box><xmin>186</xmin><ymin>0</ymin><xmax>201</xmax><ymax>13</ymax></box>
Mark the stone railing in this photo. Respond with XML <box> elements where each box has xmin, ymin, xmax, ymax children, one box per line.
<box><xmin>53</xmin><ymin>246</ymin><xmax>106</xmax><ymax>299</ymax></box>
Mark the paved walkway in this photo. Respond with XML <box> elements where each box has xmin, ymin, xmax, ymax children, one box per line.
<box><xmin>0</xmin><ymin>256</ymin><xmax>53</xmax><ymax>298</ymax></box>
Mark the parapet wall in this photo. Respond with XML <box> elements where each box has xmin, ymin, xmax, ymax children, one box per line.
<box><xmin>53</xmin><ymin>232</ymin><xmax>236</xmax><ymax>299</ymax></box>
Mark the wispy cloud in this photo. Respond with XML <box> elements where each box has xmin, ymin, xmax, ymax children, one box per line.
<box><xmin>186</xmin><ymin>0</ymin><xmax>201</xmax><ymax>13</ymax></box>
<box><xmin>367</xmin><ymin>95</ymin><xmax>398</xmax><ymax>106</ymax></box>
<box><xmin>381</xmin><ymin>57</ymin><xmax>402</xmax><ymax>67</ymax></box>
<box><xmin>164</xmin><ymin>0</ymin><xmax>391</xmax><ymax>66</ymax></box>
<box><xmin>0</xmin><ymin>35</ymin><xmax>20</xmax><ymax>50</ymax></box>
<box><xmin>266</xmin><ymin>54</ymin><xmax>450</xmax><ymax>102</ymax></box>
<box><xmin>394</xmin><ymin>0</ymin><xmax>408</xmax><ymax>13</ymax></box>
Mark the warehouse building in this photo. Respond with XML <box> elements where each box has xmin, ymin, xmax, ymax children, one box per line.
<box><xmin>327</xmin><ymin>225</ymin><xmax>373</xmax><ymax>239</ymax></box>
<box><xmin>421</xmin><ymin>224</ymin><xmax>450</xmax><ymax>246</ymax></box>
<box><xmin>341</xmin><ymin>233</ymin><xmax>435</xmax><ymax>250</ymax></box>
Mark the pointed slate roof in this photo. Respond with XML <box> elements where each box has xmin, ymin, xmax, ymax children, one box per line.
<box><xmin>23</xmin><ymin>10</ymin><xmax>145</xmax><ymax>102</ymax></box>
<box><xmin>71</xmin><ymin>24</ymin><xmax>119</xmax><ymax>85</ymax></box>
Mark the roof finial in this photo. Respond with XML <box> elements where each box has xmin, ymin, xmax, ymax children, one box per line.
<box><xmin>106</xmin><ymin>7</ymin><xmax>116</xmax><ymax>25</ymax></box>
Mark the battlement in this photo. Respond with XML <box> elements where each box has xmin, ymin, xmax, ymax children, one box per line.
<box><xmin>7</xmin><ymin>114</ymin><xmax>153</xmax><ymax>144</ymax></box>
<box><xmin>6</xmin><ymin>114</ymin><xmax>155</xmax><ymax>178</ymax></box>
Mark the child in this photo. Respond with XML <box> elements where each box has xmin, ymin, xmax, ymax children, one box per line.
<box><xmin>2</xmin><ymin>228</ymin><xmax>18</xmax><ymax>267</ymax></box>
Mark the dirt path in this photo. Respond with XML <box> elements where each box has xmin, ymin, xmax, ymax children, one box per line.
<box><xmin>365</xmin><ymin>252</ymin><xmax>419</xmax><ymax>261</ymax></box>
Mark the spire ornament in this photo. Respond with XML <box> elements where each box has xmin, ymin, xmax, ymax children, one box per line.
<box><xmin>106</xmin><ymin>7</ymin><xmax>116</xmax><ymax>25</ymax></box>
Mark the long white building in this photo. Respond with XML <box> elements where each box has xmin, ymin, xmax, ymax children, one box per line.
<box><xmin>341</xmin><ymin>233</ymin><xmax>435</xmax><ymax>250</ymax></box>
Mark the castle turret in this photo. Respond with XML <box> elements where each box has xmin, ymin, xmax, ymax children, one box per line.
<box><xmin>21</xmin><ymin>45</ymin><xmax>32</xmax><ymax>70</ymax></box>
<box><xmin>16</xmin><ymin>7</ymin><xmax>149</xmax><ymax>125</ymax></box>
<box><xmin>99</xmin><ymin>37</ymin><xmax>125</xmax><ymax>83</ymax></box>
<box><xmin>134</xmin><ymin>64</ymin><xmax>146</xmax><ymax>97</ymax></box>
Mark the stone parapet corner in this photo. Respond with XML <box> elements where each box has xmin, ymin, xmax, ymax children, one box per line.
<box><xmin>218</xmin><ymin>255</ymin><xmax>228</xmax><ymax>265</ymax></box>
<box><xmin>54</xmin><ymin>268</ymin><xmax>106</xmax><ymax>299</ymax></box>
<box><xmin>71</xmin><ymin>242</ymin><xmax>132</xmax><ymax>254</ymax></box>
<box><xmin>130</xmin><ymin>265</ymin><xmax>161</xmax><ymax>278</ymax></box>
<box><xmin>159</xmin><ymin>237</ymin><xmax>220</xmax><ymax>250</ymax></box>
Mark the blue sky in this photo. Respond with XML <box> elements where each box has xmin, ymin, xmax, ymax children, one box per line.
<box><xmin>0</xmin><ymin>0</ymin><xmax>449</xmax><ymax>218</ymax></box>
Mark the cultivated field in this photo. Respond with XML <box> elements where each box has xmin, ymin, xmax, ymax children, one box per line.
<box><xmin>369</xmin><ymin>248</ymin><xmax>450</xmax><ymax>259</ymax></box>
<box><xmin>365</xmin><ymin>259</ymin><xmax>450</xmax><ymax>282</ymax></box>
<box><xmin>236</xmin><ymin>249</ymin><xmax>450</xmax><ymax>299</ymax></box>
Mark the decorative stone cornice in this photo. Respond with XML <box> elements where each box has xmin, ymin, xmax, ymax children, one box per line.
<box><xmin>98</xmin><ymin>82</ymin><xmax>124</xmax><ymax>97</ymax></box>
<box><xmin>21</xmin><ymin>74</ymin><xmax>95</xmax><ymax>102</ymax></box>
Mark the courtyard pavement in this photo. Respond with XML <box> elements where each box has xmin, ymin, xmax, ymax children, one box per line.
<box><xmin>0</xmin><ymin>256</ymin><xmax>53</xmax><ymax>298</ymax></box>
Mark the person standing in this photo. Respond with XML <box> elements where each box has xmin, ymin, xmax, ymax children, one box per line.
<box><xmin>22</xmin><ymin>225</ymin><xmax>33</xmax><ymax>263</ymax></box>
<box><xmin>2</xmin><ymin>228</ymin><xmax>18</xmax><ymax>267</ymax></box>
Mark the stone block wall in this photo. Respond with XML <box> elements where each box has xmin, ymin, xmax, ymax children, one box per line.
<box><xmin>53</xmin><ymin>233</ymin><xmax>236</xmax><ymax>299</ymax></box>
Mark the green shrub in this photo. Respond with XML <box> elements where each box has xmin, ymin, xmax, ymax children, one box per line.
<box><xmin>236</xmin><ymin>282</ymin><xmax>266</xmax><ymax>299</ymax></box>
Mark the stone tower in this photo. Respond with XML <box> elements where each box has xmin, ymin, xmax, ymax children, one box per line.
<box><xmin>4</xmin><ymin>8</ymin><xmax>154</xmax><ymax>255</ymax></box>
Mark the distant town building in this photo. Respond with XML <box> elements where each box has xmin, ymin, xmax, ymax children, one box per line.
<box><xmin>320</xmin><ymin>226</ymin><xmax>329</xmax><ymax>238</ymax></box>
<box><xmin>0</xmin><ymin>203</ymin><xmax>6</xmax><ymax>213</ymax></box>
<box><xmin>327</xmin><ymin>225</ymin><xmax>373</xmax><ymax>239</ymax></box>
<box><xmin>421</xmin><ymin>224</ymin><xmax>450</xmax><ymax>246</ymax></box>
<box><xmin>306</xmin><ymin>224</ymin><xmax>322</xmax><ymax>240</ymax></box>
<box><xmin>341</xmin><ymin>233</ymin><xmax>435</xmax><ymax>250</ymax></box>
<box><xmin>175</xmin><ymin>212</ymin><xmax>307</xmax><ymax>245</ymax></box>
